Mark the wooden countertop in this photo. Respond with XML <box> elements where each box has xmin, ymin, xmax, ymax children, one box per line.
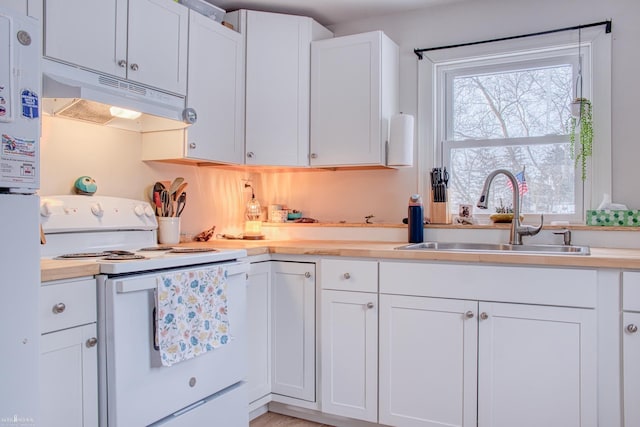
<box><xmin>42</xmin><ymin>239</ymin><xmax>640</xmax><ymax>282</ymax></box>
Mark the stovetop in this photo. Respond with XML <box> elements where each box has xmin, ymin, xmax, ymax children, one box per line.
<box><xmin>41</xmin><ymin>195</ymin><xmax>246</xmax><ymax>274</ymax></box>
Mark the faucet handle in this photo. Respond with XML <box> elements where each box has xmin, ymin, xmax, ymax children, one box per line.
<box><xmin>518</xmin><ymin>214</ymin><xmax>544</xmax><ymax>237</ymax></box>
<box><xmin>553</xmin><ymin>228</ymin><xmax>572</xmax><ymax>245</ymax></box>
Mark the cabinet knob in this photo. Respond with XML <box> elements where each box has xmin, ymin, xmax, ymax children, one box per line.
<box><xmin>117</xmin><ymin>59</ymin><xmax>127</xmax><ymax>68</ymax></box>
<box><xmin>129</xmin><ymin>63</ymin><xmax>139</xmax><ymax>71</ymax></box>
<box><xmin>304</xmin><ymin>271</ymin><xmax>311</xmax><ymax>278</ymax></box>
<box><xmin>189</xmin><ymin>377</ymin><xmax>197</xmax><ymax>387</ymax></box>
<box><xmin>367</xmin><ymin>302</ymin><xmax>375</xmax><ymax>309</ymax></box>
<box><xmin>479</xmin><ymin>312</ymin><xmax>489</xmax><ymax>320</ymax></box>
<box><xmin>86</xmin><ymin>337</ymin><xmax>98</xmax><ymax>348</ymax></box>
<box><xmin>343</xmin><ymin>272</ymin><xmax>351</xmax><ymax>279</ymax></box>
<box><xmin>465</xmin><ymin>310</ymin><xmax>475</xmax><ymax>319</ymax></box>
<box><xmin>246</xmin><ymin>152</ymin><xmax>255</xmax><ymax>159</ymax></box>
<box><xmin>310</xmin><ymin>153</ymin><xmax>318</xmax><ymax>159</ymax></box>
<box><xmin>52</xmin><ymin>303</ymin><xmax>66</xmax><ymax>314</ymax></box>
<box><xmin>627</xmin><ymin>324</ymin><xmax>639</xmax><ymax>334</ymax></box>
<box><xmin>189</xmin><ymin>142</ymin><xmax>197</xmax><ymax>149</ymax></box>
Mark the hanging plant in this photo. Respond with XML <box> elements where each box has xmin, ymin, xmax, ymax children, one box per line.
<box><xmin>569</xmin><ymin>97</ymin><xmax>593</xmax><ymax>181</ymax></box>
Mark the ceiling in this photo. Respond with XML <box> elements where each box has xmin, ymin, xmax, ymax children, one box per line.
<box><xmin>206</xmin><ymin>0</ymin><xmax>457</xmax><ymax>26</ymax></box>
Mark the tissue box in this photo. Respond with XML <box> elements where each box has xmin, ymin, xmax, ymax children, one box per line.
<box><xmin>586</xmin><ymin>210</ymin><xmax>640</xmax><ymax>227</ymax></box>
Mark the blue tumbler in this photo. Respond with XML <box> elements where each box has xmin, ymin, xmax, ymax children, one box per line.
<box><xmin>408</xmin><ymin>194</ymin><xmax>424</xmax><ymax>243</ymax></box>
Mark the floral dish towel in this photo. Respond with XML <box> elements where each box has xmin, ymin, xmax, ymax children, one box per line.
<box><xmin>156</xmin><ymin>266</ymin><xmax>230</xmax><ymax>367</ymax></box>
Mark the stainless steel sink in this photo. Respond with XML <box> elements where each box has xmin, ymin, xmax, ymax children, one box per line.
<box><xmin>395</xmin><ymin>241</ymin><xmax>590</xmax><ymax>255</ymax></box>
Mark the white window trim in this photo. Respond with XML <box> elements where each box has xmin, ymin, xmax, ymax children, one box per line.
<box><xmin>417</xmin><ymin>26</ymin><xmax>611</xmax><ymax>223</ymax></box>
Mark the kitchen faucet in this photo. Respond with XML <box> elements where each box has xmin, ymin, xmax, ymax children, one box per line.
<box><xmin>477</xmin><ymin>169</ymin><xmax>543</xmax><ymax>245</ymax></box>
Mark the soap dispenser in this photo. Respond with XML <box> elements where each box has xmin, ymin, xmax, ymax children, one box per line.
<box><xmin>408</xmin><ymin>194</ymin><xmax>424</xmax><ymax>243</ymax></box>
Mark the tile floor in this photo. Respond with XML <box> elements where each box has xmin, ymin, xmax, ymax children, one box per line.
<box><xmin>250</xmin><ymin>412</ymin><xmax>333</xmax><ymax>427</ymax></box>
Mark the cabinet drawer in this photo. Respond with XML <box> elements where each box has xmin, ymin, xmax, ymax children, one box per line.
<box><xmin>623</xmin><ymin>272</ymin><xmax>640</xmax><ymax>312</ymax></box>
<box><xmin>321</xmin><ymin>259</ymin><xmax>378</xmax><ymax>292</ymax></box>
<box><xmin>40</xmin><ymin>278</ymin><xmax>96</xmax><ymax>334</ymax></box>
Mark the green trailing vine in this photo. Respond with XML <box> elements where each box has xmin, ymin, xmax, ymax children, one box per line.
<box><xmin>569</xmin><ymin>98</ymin><xmax>593</xmax><ymax>181</ymax></box>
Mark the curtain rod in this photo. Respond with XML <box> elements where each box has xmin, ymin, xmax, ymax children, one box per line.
<box><xmin>414</xmin><ymin>20</ymin><xmax>612</xmax><ymax>60</ymax></box>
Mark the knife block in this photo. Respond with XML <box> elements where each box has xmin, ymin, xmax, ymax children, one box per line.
<box><xmin>429</xmin><ymin>191</ymin><xmax>451</xmax><ymax>224</ymax></box>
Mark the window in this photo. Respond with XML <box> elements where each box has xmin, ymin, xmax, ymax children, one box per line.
<box><xmin>418</xmin><ymin>27</ymin><xmax>611</xmax><ymax>224</ymax></box>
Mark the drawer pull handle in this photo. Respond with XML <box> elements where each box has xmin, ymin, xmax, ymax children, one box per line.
<box><xmin>52</xmin><ymin>303</ymin><xmax>66</xmax><ymax>314</ymax></box>
<box><xmin>465</xmin><ymin>310</ymin><xmax>475</xmax><ymax>319</ymax></box>
<box><xmin>627</xmin><ymin>324</ymin><xmax>638</xmax><ymax>334</ymax></box>
<box><xmin>480</xmin><ymin>312</ymin><xmax>489</xmax><ymax>320</ymax></box>
<box><xmin>86</xmin><ymin>337</ymin><xmax>98</xmax><ymax>348</ymax></box>
<box><xmin>343</xmin><ymin>273</ymin><xmax>351</xmax><ymax>279</ymax></box>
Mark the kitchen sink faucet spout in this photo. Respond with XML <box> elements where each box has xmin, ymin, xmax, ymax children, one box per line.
<box><xmin>477</xmin><ymin>169</ymin><xmax>543</xmax><ymax>245</ymax></box>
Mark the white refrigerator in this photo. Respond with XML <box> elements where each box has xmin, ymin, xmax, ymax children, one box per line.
<box><xmin>0</xmin><ymin>6</ymin><xmax>41</xmax><ymax>423</ymax></box>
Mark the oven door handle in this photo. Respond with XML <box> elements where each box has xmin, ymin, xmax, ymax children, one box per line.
<box><xmin>115</xmin><ymin>261</ymin><xmax>249</xmax><ymax>293</ymax></box>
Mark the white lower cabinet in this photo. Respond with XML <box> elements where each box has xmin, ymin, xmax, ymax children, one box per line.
<box><xmin>477</xmin><ymin>302</ymin><xmax>596</xmax><ymax>427</ymax></box>
<box><xmin>39</xmin><ymin>277</ymin><xmax>98</xmax><ymax>427</ymax></box>
<box><xmin>623</xmin><ymin>272</ymin><xmax>640</xmax><ymax>427</ymax></box>
<box><xmin>271</xmin><ymin>261</ymin><xmax>316</xmax><ymax>402</ymax></box>
<box><xmin>378</xmin><ymin>261</ymin><xmax>598</xmax><ymax>427</ymax></box>
<box><xmin>319</xmin><ymin>258</ymin><xmax>379</xmax><ymax>422</ymax></box>
<box><xmin>379</xmin><ymin>295</ymin><xmax>478</xmax><ymax>427</ymax></box>
<box><xmin>623</xmin><ymin>311</ymin><xmax>640</xmax><ymax>427</ymax></box>
<box><xmin>379</xmin><ymin>295</ymin><xmax>596</xmax><ymax>427</ymax></box>
<box><xmin>247</xmin><ymin>261</ymin><xmax>272</xmax><ymax>405</ymax></box>
<box><xmin>321</xmin><ymin>290</ymin><xmax>378</xmax><ymax>422</ymax></box>
<box><xmin>40</xmin><ymin>323</ymin><xmax>98</xmax><ymax>427</ymax></box>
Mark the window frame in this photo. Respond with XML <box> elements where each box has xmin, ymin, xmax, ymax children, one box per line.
<box><xmin>417</xmin><ymin>27</ymin><xmax>611</xmax><ymax>224</ymax></box>
<box><xmin>439</xmin><ymin>48</ymin><xmax>587</xmax><ymax>223</ymax></box>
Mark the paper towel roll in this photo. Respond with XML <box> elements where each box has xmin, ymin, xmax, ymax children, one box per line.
<box><xmin>388</xmin><ymin>113</ymin><xmax>414</xmax><ymax>167</ymax></box>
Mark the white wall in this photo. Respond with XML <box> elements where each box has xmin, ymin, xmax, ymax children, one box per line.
<box><xmin>40</xmin><ymin>0</ymin><xmax>640</xmax><ymax>233</ymax></box>
<box><xmin>325</xmin><ymin>0</ymin><xmax>639</xmax><ymax>210</ymax></box>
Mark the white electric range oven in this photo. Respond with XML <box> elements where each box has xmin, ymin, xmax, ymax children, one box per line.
<box><xmin>41</xmin><ymin>195</ymin><xmax>249</xmax><ymax>426</ymax></box>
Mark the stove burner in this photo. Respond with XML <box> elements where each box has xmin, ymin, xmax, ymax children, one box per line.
<box><xmin>168</xmin><ymin>248</ymin><xmax>218</xmax><ymax>254</ymax></box>
<box><xmin>138</xmin><ymin>246</ymin><xmax>175</xmax><ymax>251</ymax></box>
<box><xmin>102</xmin><ymin>254</ymin><xmax>147</xmax><ymax>261</ymax></box>
<box><xmin>57</xmin><ymin>252</ymin><xmax>111</xmax><ymax>259</ymax></box>
<box><xmin>106</xmin><ymin>250</ymin><xmax>136</xmax><ymax>256</ymax></box>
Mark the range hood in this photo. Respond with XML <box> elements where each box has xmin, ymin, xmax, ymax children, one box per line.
<box><xmin>41</xmin><ymin>59</ymin><xmax>191</xmax><ymax>132</ymax></box>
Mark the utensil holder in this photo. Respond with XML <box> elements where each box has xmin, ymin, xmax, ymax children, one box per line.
<box><xmin>429</xmin><ymin>192</ymin><xmax>451</xmax><ymax>224</ymax></box>
<box><xmin>157</xmin><ymin>217</ymin><xmax>181</xmax><ymax>244</ymax></box>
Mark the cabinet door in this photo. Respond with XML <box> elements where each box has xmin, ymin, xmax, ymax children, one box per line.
<box><xmin>127</xmin><ymin>0</ymin><xmax>188</xmax><ymax>94</ymax></box>
<box><xmin>311</xmin><ymin>31</ymin><xmax>387</xmax><ymax>166</ymax></box>
<box><xmin>478</xmin><ymin>302</ymin><xmax>597</xmax><ymax>427</ymax></box>
<box><xmin>379</xmin><ymin>295</ymin><xmax>478</xmax><ymax>427</ymax></box>
<box><xmin>623</xmin><ymin>312</ymin><xmax>640</xmax><ymax>427</ymax></box>
<box><xmin>39</xmin><ymin>323</ymin><xmax>98</xmax><ymax>427</ymax></box>
<box><xmin>271</xmin><ymin>261</ymin><xmax>315</xmax><ymax>401</ymax></box>
<box><xmin>186</xmin><ymin>10</ymin><xmax>244</xmax><ymax>163</ymax></box>
<box><xmin>247</xmin><ymin>261</ymin><xmax>272</xmax><ymax>404</ymax></box>
<box><xmin>43</xmin><ymin>0</ymin><xmax>127</xmax><ymax>78</ymax></box>
<box><xmin>321</xmin><ymin>290</ymin><xmax>377</xmax><ymax>422</ymax></box>
<box><xmin>245</xmin><ymin>11</ymin><xmax>311</xmax><ymax>166</ymax></box>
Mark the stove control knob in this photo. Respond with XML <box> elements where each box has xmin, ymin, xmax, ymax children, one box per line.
<box><xmin>134</xmin><ymin>205</ymin><xmax>145</xmax><ymax>216</ymax></box>
<box><xmin>91</xmin><ymin>203</ymin><xmax>104</xmax><ymax>217</ymax></box>
<box><xmin>144</xmin><ymin>205</ymin><xmax>155</xmax><ymax>217</ymax></box>
<box><xmin>40</xmin><ymin>202</ymin><xmax>52</xmax><ymax>217</ymax></box>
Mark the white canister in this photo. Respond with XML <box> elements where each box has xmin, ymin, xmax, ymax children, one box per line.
<box><xmin>268</xmin><ymin>204</ymin><xmax>283</xmax><ymax>222</ymax></box>
<box><xmin>157</xmin><ymin>217</ymin><xmax>181</xmax><ymax>244</ymax></box>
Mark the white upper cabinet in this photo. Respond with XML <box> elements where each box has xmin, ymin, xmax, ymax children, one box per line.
<box><xmin>183</xmin><ymin>10</ymin><xmax>244</xmax><ymax>163</ymax></box>
<box><xmin>229</xmin><ymin>10</ymin><xmax>332</xmax><ymax>166</ymax></box>
<box><xmin>310</xmin><ymin>31</ymin><xmax>399</xmax><ymax>167</ymax></box>
<box><xmin>42</xmin><ymin>0</ymin><xmax>188</xmax><ymax>95</ymax></box>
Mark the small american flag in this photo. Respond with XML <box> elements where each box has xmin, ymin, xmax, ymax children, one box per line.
<box><xmin>507</xmin><ymin>170</ymin><xmax>529</xmax><ymax>196</ymax></box>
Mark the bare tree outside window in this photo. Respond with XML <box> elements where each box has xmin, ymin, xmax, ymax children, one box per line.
<box><xmin>445</xmin><ymin>63</ymin><xmax>579</xmax><ymax>215</ymax></box>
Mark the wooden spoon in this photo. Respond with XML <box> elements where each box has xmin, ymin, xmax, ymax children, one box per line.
<box><xmin>169</xmin><ymin>177</ymin><xmax>184</xmax><ymax>198</ymax></box>
<box><xmin>173</xmin><ymin>182</ymin><xmax>188</xmax><ymax>200</ymax></box>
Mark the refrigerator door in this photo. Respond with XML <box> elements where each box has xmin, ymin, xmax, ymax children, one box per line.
<box><xmin>0</xmin><ymin>8</ymin><xmax>40</xmax><ymax>192</ymax></box>
<box><xmin>0</xmin><ymin>194</ymin><xmax>40</xmax><ymax>421</ymax></box>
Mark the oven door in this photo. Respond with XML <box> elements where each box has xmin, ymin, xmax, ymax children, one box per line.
<box><xmin>97</xmin><ymin>261</ymin><xmax>248</xmax><ymax>427</ymax></box>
